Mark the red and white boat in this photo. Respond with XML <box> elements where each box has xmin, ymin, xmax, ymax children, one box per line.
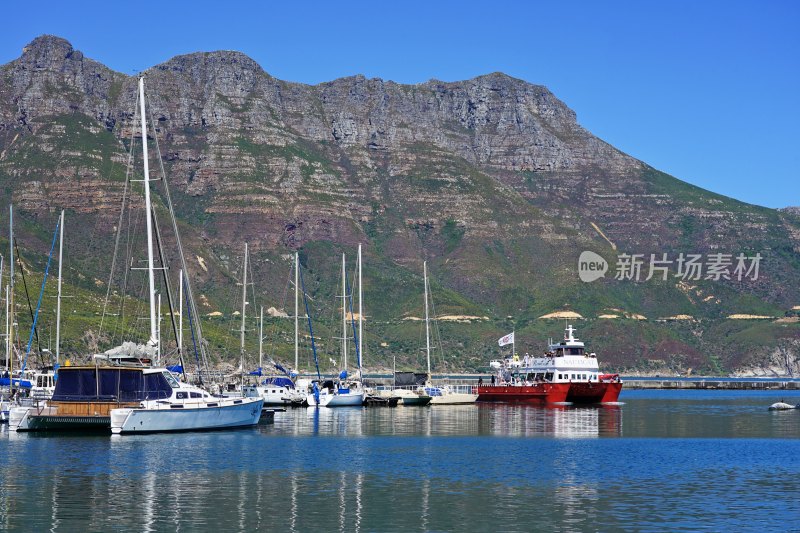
<box><xmin>476</xmin><ymin>325</ymin><xmax>622</xmax><ymax>404</ymax></box>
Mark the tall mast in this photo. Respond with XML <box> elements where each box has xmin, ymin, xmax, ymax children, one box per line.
<box><xmin>358</xmin><ymin>244</ymin><xmax>363</xmax><ymax>374</ymax></box>
<box><xmin>341</xmin><ymin>253</ymin><xmax>347</xmax><ymax>371</ymax></box>
<box><xmin>258</xmin><ymin>305</ymin><xmax>263</xmax><ymax>370</ymax></box>
<box><xmin>4</xmin><ymin>285</ymin><xmax>8</xmax><ymax>374</ymax></box>
<box><xmin>55</xmin><ymin>210</ymin><xmax>64</xmax><ymax>366</ymax></box>
<box><xmin>424</xmin><ymin>261</ymin><xmax>431</xmax><ymax>377</ymax></box>
<box><xmin>156</xmin><ymin>293</ymin><xmax>162</xmax><ymax>366</ymax></box>
<box><xmin>9</xmin><ymin>205</ymin><xmax>13</xmax><ymax>382</ymax></box>
<box><xmin>178</xmin><ymin>269</ymin><xmax>183</xmax><ymax>359</ymax></box>
<box><xmin>294</xmin><ymin>252</ymin><xmax>299</xmax><ymax>371</ymax></box>
<box><xmin>240</xmin><ymin>243</ymin><xmax>248</xmax><ymax>385</ymax></box>
<box><xmin>138</xmin><ymin>77</ymin><xmax>158</xmax><ymax>348</ymax></box>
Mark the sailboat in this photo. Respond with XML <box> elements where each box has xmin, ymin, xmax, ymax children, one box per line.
<box><xmin>12</xmin><ymin>77</ymin><xmax>263</xmax><ymax>432</ymax></box>
<box><xmin>306</xmin><ymin>251</ymin><xmax>365</xmax><ymax>407</ymax></box>
<box><xmin>243</xmin><ymin>252</ymin><xmax>306</xmax><ymax>406</ymax></box>
<box><xmin>419</xmin><ymin>261</ymin><xmax>477</xmax><ymax>405</ymax></box>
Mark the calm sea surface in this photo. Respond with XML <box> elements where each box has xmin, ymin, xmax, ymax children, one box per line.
<box><xmin>2</xmin><ymin>389</ymin><xmax>800</xmax><ymax>532</ymax></box>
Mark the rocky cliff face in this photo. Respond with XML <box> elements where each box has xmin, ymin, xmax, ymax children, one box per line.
<box><xmin>1</xmin><ymin>35</ymin><xmax>798</xmax><ymax>372</ymax></box>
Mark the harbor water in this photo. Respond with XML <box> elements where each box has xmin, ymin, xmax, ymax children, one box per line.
<box><xmin>2</xmin><ymin>389</ymin><xmax>800</xmax><ymax>531</ymax></box>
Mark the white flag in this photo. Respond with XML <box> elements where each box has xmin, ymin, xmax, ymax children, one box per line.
<box><xmin>498</xmin><ymin>332</ymin><xmax>515</xmax><ymax>347</ymax></box>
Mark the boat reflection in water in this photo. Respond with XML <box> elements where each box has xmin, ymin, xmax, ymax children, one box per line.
<box><xmin>478</xmin><ymin>404</ymin><xmax>622</xmax><ymax>438</ymax></box>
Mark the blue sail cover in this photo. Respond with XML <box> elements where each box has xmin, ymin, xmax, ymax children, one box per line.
<box><xmin>249</xmin><ymin>367</ymin><xmax>263</xmax><ymax>376</ymax></box>
<box><xmin>262</xmin><ymin>377</ymin><xmax>294</xmax><ymax>388</ymax></box>
<box><xmin>167</xmin><ymin>365</ymin><xmax>183</xmax><ymax>374</ymax></box>
<box><xmin>0</xmin><ymin>377</ymin><xmax>32</xmax><ymax>388</ymax></box>
<box><xmin>339</xmin><ymin>370</ymin><xmax>348</xmax><ymax>380</ymax></box>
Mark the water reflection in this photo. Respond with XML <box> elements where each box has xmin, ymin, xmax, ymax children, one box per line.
<box><xmin>479</xmin><ymin>404</ymin><xmax>622</xmax><ymax>438</ymax></box>
<box><xmin>3</xmin><ymin>391</ymin><xmax>800</xmax><ymax>531</ymax></box>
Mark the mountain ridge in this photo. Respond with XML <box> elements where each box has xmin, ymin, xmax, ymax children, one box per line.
<box><xmin>0</xmin><ymin>35</ymin><xmax>798</xmax><ymax>374</ymax></box>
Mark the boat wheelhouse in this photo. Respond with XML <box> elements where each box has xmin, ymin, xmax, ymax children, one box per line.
<box><xmin>12</xmin><ymin>365</ymin><xmax>169</xmax><ymax>431</ymax></box>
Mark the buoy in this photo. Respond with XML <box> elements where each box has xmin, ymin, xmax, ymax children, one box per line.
<box><xmin>768</xmin><ymin>402</ymin><xmax>797</xmax><ymax>410</ymax></box>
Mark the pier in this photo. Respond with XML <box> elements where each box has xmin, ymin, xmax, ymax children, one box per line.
<box><xmin>355</xmin><ymin>374</ymin><xmax>800</xmax><ymax>390</ymax></box>
<box><xmin>621</xmin><ymin>378</ymin><xmax>800</xmax><ymax>390</ymax></box>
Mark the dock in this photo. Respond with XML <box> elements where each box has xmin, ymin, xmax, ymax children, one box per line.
<box><xmin>357</xmin><ymin>374</ymin><xmax>800</xmax><ymax>391</ymax></box>
<box><xmin>622</xmin><ymin>378</ymin><xmax>800</xmax><ymax>390</ymax></box>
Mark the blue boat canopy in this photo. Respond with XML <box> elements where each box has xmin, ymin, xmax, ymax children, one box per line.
<box><xmin>51</xmin><ymin>368</ymin><xmax>172</xmax><ymax>402</ymax></box>
<box><xmin>262</xmin><ymin>377</ymin><xmax>294</xmax><ymax>388</ymax></box>
<box><xmin>0</xmin><ymin>377</ymin><xmax>32</xmax><ymax>388</ymax></box>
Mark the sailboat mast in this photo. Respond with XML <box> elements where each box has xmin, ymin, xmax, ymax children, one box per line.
<box><xmin>4</xmin><ymin>285</ymin><xmax>8</xmax><ymax>373</ymax></box>
<box><xmin>294</xmin><ymin>252</ymin><xmax>299</xmax><ymax>371</ymax></box>
<box><xmin>259</xmin><ymin>305</ymin><xmax>263</xmax><ymax>370</ymax></box>
<box><xmin>178</xmin><ymin>269</ymin><xmax>183</xmax><ymax>358</ymax></box>
<box><xmin>358</xmin><ymin>244</ymin><xmax>363</xmax><ymax>373</ymax></box>
<box><xmin>342</xmin><ymin>253</ymin><xmax>347</xmax><ymax>371</ymax></box>
<box><xmin>138</xmin><ymin>77</ymin><xmax>158</xmax><ymax>348</ymax></box>
<box><xmin>8</xmin><ymin>205</ymin><xmax>13</xmax><ymax>383</ymax></box>
<box><xmin>424</xmin><ymin>261</ymin><xmax>431</xmax><ymax>377</ymax></box>
<box><xmin>55</xmin><ymin>210</ymin><xmax>64</xmax><ymax>366</ymax></box>
<box><xmin>240</xmin><ymin>243</ymin><xmax>248</xmax><ymax>385</ymax></box>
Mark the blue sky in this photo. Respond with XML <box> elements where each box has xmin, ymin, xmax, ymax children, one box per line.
<box><xmin>2</xmin><ymin>0</ymin><xmax>798</xmax><ymax>208</ymax></box>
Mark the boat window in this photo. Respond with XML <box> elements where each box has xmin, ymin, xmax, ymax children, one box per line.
<box><xmin>176</xmin><ymin>391</ymin><xmax>189</xmax><ymax>399</ymax></box>
<box><xmin>545</xmin><ymin>372</ymin><xmax>554</xmax><ymax>381</ymax></box>
<box><xmin>162</xmin><ymin>371</ymin><xmax>180</xmax><ymax>388</ymax></box>
<box><xmin>555</xmin><ymin>349</ymin><xmax>564</xmax><ymax>356</ymax></box>
<box><xmin>118</xmin><ymin>370</ymin><xmax>144</xmax><ymax>401</ymax></box>
<box><xmin>144</xmin><ymin>372</ymin><xmax>173</xmax><ymax>400</ymax></box>
<box><xmin>190</xmin><ymin>392</ymin><xmax>202</xmax><ymax>398</ymax></box>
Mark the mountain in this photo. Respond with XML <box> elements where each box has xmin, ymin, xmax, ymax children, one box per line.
<box><xmin>1</xmin><ymin>35</ymin><xmax>798</xmax><ymax>374</ymax></box>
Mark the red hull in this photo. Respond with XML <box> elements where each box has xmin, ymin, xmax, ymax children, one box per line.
<box><xmin>476</xmin><ymin>382</ymin><xmax>622</xmax><ymax>404</ymax></box>
<box><xmin>566</xmin><ymin>382</ymin><xmax>622</xmax><ymax>404</ymax></box>
<box><xmin>475</xmin><ymin>383</ymin><xmax>569</xmax><ymax>404</ymax></box>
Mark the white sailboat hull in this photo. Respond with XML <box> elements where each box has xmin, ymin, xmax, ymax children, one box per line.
<box><xmin>427</xmin><ymin>387</ymin><xmax>478</xmax><ymax>405</ymax></box>
<box><xmin>306</xmin><ymin>390</ymin><xmax>364</xmax><ymax>407</ymax></box>
<box><xmin>243</xmin><ymin>385</ymin><xmax>304</xmax><ymax>406</ymax></box>
<box><xmin>110</xmin><ymin>397</ymin><xmax>264</xmax><ymax>434</ymax></box>
<box><xmin>429</xmin><ymin>392</ymin><xmax>478</xmax><ymax>405</ymax></box>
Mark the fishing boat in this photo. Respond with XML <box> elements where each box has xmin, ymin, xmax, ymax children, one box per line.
<box><xmin>476</xmin><ymin>324</ymin><xmax>622</xmax><ymax>404</ymax></box>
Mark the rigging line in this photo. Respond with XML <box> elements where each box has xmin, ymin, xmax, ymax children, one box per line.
<box><xmin>428</xmin><ymin>277</ymin><xmax>446</xmax><ymax>370</ymax></box>
<box><xmin>13</xmin><ymin>238</ymin><xmax>41</xmax><ymax>358</ymax></box>
<box><xmin>183</xmin><ymin>273</ymin><xmax>203</xmax><ymax>385</ymax></box>
<box><xmin>118</xmin><ymin>195</ymin><xmax>144</xmax><ymax>345</ymax></box>
<box><xmin>345</xmin><ymin>273</ymin><xmax>361</xmax><ymax>371</ymax></box>
<box><xmin>100</xmin><ymin>87</ymin><xmax>138</xmax><ymax>340</ymax></box>
<box><xmin>246</xmin><ymin>248</ymin><xmax>258</xmax><ymax>368</ymax></box>
<box><xmin>299</xmin><ymin>263</ymin><xmax>321</xmax><ymax>380</ymax></box>
<box><xmin>150</xmin><ymin>198</ymin><xmax>183</xmax><ymax>370</ymax></box>
<box><xmin>264</xmin><ymin>256</ymin><xmax>293</xmax><ymax>367</ymax></box>
<box><xmin>148</xmin><ymin>99</ymin><xmax>210</xmax><ymax>375</ymax></box>
<box><xmin>21</xmin><ymin>216</ymin><xmax>60</xmax><ymax>373</ymax></box>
